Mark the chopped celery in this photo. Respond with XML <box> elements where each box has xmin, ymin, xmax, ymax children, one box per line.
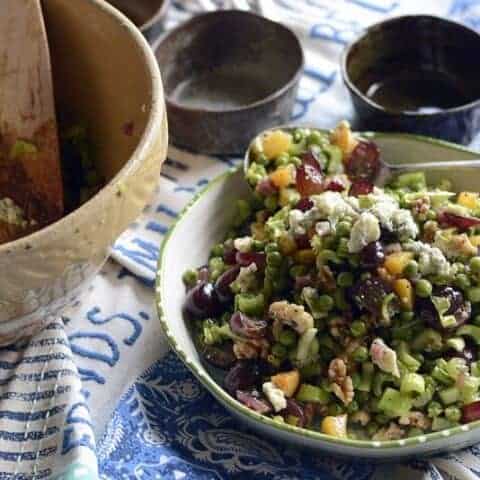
<box><xmin>431</xmin><ymin>296</ymin><xmax>456</xmax><ymax>329</ymax></box>
<box><xmin>446</xmin><ymin>337</ymin><xmax>466</xmax><ymax>353</ymax></box>
<box><xmin>381</xmin><ymin>293</ymin><xmax>398</xmax><ymax>325</ymax></box>
<box><xmin>439</xmin><ymin>386</ymin><xmax>459</xmax><ymax>405</ymax></box>
<box><xmin>396</xmin><ymin>341</ymin><xmax>421</xmax><ymax>372</ymax></box>
<box><xmin>471</xmin><ymin>361</ymin><xmax>480</xmax><ymax>378</ymax></box>
<box><xmin>378</xmin><ymin>388</ymin><xmax>413</xmax><ymax>417</ymax></box>
<box><xmin>393</xmin><ymin>172</ymin><xmax>426</xmax><ymax>191</ymax></box>
<box><xmin>296</xmin><ymin>383</ymin><xmax>330</xmax><ymax>404</ymax></box>
<box><xmin>373</xmin><ymin>372</ymin><xmax>397</xmax><ymax>397</ymax></box>
<box><xmin>413</xmin><ymin>376</ymin><xmax>436</xmax><ymax>408</ymax></box>
<box><xmin>432</xmin><ymin>359</ymin><xmax>454</xmax><ymax>386</ymax></box>
<box><xmin>411</xmin><ymin>328</ymin><xmax>443</xmax><ymax>353</ymax></box>
<box><xmin>432</xmin><ymin>416</ymin><xmax>455</xmax><ymax>431</ymax></box>
<box><xmin>460</xmin><ymin>376</ymin><xmax>480</xmax><ymax>404</ymax></box>
<box><xmin>323</xmin><ymin>144</ymin><xmax>343</xmax><ymax>174</ymax></box>
<box><xmin>427</xmin><ymin>401</ymin><xmax>443</xmax><ymax>418</ymax></box>
<box><xmin>246</xmin><ymin>162</ymin><xmax>267</xmax><ymax>186</ymax></box>
<box><xmin>457</xmin><ymin>325</ymin><xmax>480</xmax><ymax>345</ymax></box>
<box><xmin>400</xmin><ymin>373</ymin><xmax>425</xmax><ymax>396</ymax></box>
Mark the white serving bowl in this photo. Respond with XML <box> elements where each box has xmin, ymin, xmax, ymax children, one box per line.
<box><xmin>157</xmin><ymin>132</ymin><xmax>480</xmax><ymax>459</ymax></box>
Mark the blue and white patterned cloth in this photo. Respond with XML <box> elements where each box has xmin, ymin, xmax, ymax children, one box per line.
<box><xmin>5</xmin><ymin>0</ymin><xmax>480</xmax><ymax>479</ymax></box>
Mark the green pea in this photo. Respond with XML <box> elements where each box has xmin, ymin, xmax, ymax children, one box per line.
<box><xmin>416</xmin><ymin>279</ymin><xmax>432</xmax><ymax>298</ymax></box>
<box><xmin>293</xmin><ymin>129</ymin><xmax>306</xmax><ymax>143</ymax></box>
<box><xmin>445</xmin><ymin>406</ymin><xmax>461</xmax><ymax>423</ymax></box>
<box><xmin>350</xmin><ymin>320</ymin><xmax>367</xmax><ymax>338</ymax></box>
<box><xmin>427</xmin><ymin>401</ymin><xmax>443</xmax><ymax>418</ymax></box>
<box><xmin>275</xmin><ymin>152</ymin><xmax>290</xmax><ymax>167</ymax></box>
<box><xmin>319</xmin><ymin>249</ymin><xmax>338</xmax><ymax>263</ymax></box>
<box><xmin>336</xmin><ymin>221</ymin><xmax>352</xmax><ymax>238</ymax></box>
<box><xmin>328</xmin><ymin>404</ymin><xmax>344</xmax><ymax>416</ymax></box>
<box><xmin>265</xmin><ymin>195</ymin><xmax>278</xmax><ymax>211</ymax></box>
<box><xmin>271</xmin><ymin>343</ymin><xmax>288</xmax><ymax>359</ymax></box>
<box><xmin>318</xmin><ymin>294</ymin><xmax>334</xmax><ymax>312</ymax></box>
<box><xmin>352</xmin><ymin>346</ymin><xmax>369</xmax><ymax>362</ymax></box>
<box><xmin>347</xmin><ymin>400</ymin><xmax>359</xmax><ymax>414</ymax></box>
<box><xmin>454</xmin><ymin>273</ymin><xmax>471</xmax><ymax>291</ymax></box>
<box><xmin>307</xmin><ymin>130</ymin><xmax>324</xmax><ymax>146</ymax></box>
<box><xmin>290</xmin><ymin>156</ymin><xmax>302</xmax><ymax>167</ymax></box>
<box><xmin>279</xmin><ymin>329</ymin><xmax>297</xmax><ymax>347</ymax></box>
<box><xmin>267</xmin><ymin>251</ymin><xmax>282</xmax><ymax>267</ymax></box>
<box><xmin>400</xmin><ymin>311</ymin><xmax>415</xmax><ymax>322</ymax></box>
<box><xmin>468</xmin><ymin>287</ymin><xmax>480</xmax><ymax>303</ymax></box>
<box><xmin>182</xmin><ymin>269</ymin><xmax>198</xmax><ymax>287</ymax></box>
<box><xmin>366</xmin><ymin>422</ymin><xmax>379</xmax><ymax>437</ymax></box>
<box><xmin>426</xmin><ymin>210</ymin><xmax>437</xmax><ymax>221</ymax></box>
<box><xmin>470</xmin><ymin>257</ymin><xmax>480</xmax><ymax>274</ymax></box>
<box><xmin>473</xmin><ymin>314</ymin><xmax>480</xmax><ymax>327</ymax></box>
<box><xmin>289</xmin><ymin>265</ymin><xmax>306</xmax><ymax>278</ymax></box>
<box><xmin>252</xmin><ymin>240</ymin><xmax>265</xmax><ymax>251</ymax></box>
<box><xmin>265</xmin><ymin>242</ymin><xmax>279</xmax><ymax>253</ymax></box>
<box><xmin>211</xmin><ymin>243</ymin><xmax>224</xmax><ymax>257</ymax></box>
<box><xmin>454</xmin><ymin>262</ymin><xmax>466</xmax><ymax>274</ymax></box>
<box><xmin>337</xmin><ymin>271</ymin><xmax>354</xmax><ymax>288</ymax></box>
<box><xmin>403</xmin><ymin>260</ymin><xmax>418</xmax><ymax>278</ymax></box>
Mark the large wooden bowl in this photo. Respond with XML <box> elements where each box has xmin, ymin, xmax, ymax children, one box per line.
<box><xmin>0</xmin><ymin>0</ymin><xmax>167</xmax><ymax>343</ymax></box>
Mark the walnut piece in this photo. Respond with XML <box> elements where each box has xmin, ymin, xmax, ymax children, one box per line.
<box><xmin>373</xmin><ymin>422</ymin><xmax>405</xmax><ymax>441</ymax></box>
<box><xmin>350</xmin><ymin>410</ymin><xmax>371</xmax><ymax>426</ymax></box>
<box><xmin>398</xmin><ymin>411</ymin><xmax>431</xmax><ymax>430</ymax></box>
<box><xmin>328</xmin><ymin>358</ymin><xmax>347</xmax><ymax>383</ymax></box>
<box><xmin>331</xmin><ymin>376</ymin><xmax>354</xmax><ymax>405</ymax></box>
<box><xmin>269</xmin><ymin>300</ymin><xmax>314</xmax><ymax>334</ymax></box>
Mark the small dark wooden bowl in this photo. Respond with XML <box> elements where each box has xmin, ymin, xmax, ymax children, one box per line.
<box><xmin>342</xmin><ymin>15</ymin><xmax>480</xmax><ymax>145</ymax></box>
<box><xmin>106</xmin><ymin>0</ymin><xmax>169</xmax><ymax>41</ymax></box>
<box><xmin>155</xmin><ymin>10</ymin><xmax>304</xmax><ymax>155</ymax></box>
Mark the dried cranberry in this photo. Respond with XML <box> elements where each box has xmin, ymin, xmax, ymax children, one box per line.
<box><xmin>349</xmin><ymin>179</ymin><xmax>374</xmax><ymax>197</ymax></box>
<box><xmin>296</xmin><ymin>151</ymin><xmax>324</xmax><ymax>197</ymax></box>
<box><xmin>345</xmin><ymin>140</ymin><xmax>380</xmax><ymax>182</ymax></box>
<box><xmin>235</xmin><ymin>251</ymin><xmax>266</xmax><ymax>270</ymax></box>
<box><xmin>236</xmin><ymin>390</ymin><xmax>272</xmax><ymax>414</ymax></box>
<box><xmin>202</xmin><ymin>343</ymin><xmax>235</xmax><ymax>369</ymax></box>
<box><xmin>223</xmin><ymin>248</ymin><xmax>238</xmax><ymax>265</ymax></box>
<box><xmin>295</xmin><ymin>197</ymin><xmax>314</xmax><ymax>212</ymax></box>
<box><xmin>183</xmin><ymin>282</ymin><xmax>222</xmax><ymax>319</ymax></box>
<box><xmin>230</xmin><ymin>312</ymin><xmax>267</xmax><ymax>339</ymax></box>
<box><xmin>417</xmin><ymin>286</ymin><xmax>471</xmax><ymax>330</ymax></box>
<box><xmin>215</xmin><ymin>266</ymin><xmax>240</xmax><ymax>303</ymax></box>
<box><xmin>294</xmin><ymin>234</ymin><xmax>311</xmax><ymax>249</ymax></box>
<box><xmin>224</xmin><ymin>361</ymin><xmax>261</xmax><ymax>395</ymax></box>
<box><xmin>351</xmin><ymin>276</ymin><xmax>391</xmax><ymax>315</ymax></box>
<box><xmin>360</xmin><ymin>241</ymin><xmax>385</xmax><ymax>270</ymax></box>
<box><xmin>439</xmin><ymin>212</ymin><xmax>480</xmax><ymax>231</ymax></box>
<box><xmin>255</xmin><ymin>178</ymin><xmax>277</xmax><ymax>196</ymax></box>
<box><xmin>324</xmin><ymin>179</ymin><xmax>345</xmax><ymax>192</ymax></box>
<box><xmin>282</xmin><ymin>398</ymin><xmax>306</xmax><ymax>427</ymax></box>
<box><xmin>462</xmin><ymin>401</ymin><xmax>480</xmax><ymax>423</ymax></box>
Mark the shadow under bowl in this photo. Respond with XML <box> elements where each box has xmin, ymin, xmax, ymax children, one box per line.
<box><xmin>155</xmin><ymin>10</ymin><xmax>304</xmax><ymax>155</ymax></box>
<box><xmin>341</xmin><ymin>15</ymin><xmax>480</xmax><ymax>145</ymax></box>
<box><xmin>106</xmin><ymin>0</ymin><xmax>169</xmax><ymax>40</ymax></box>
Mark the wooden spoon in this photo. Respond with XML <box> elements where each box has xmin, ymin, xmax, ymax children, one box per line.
<box><xmin>0</xmin><ymin>0</ymin><xmax>64</xmax><ymax>242</ymax></box>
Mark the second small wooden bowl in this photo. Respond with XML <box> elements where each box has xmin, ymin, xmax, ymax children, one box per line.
<box><xmin>155</xmin><ymin>10</ymin><xmax>304</xmax><ymax>155</ymax></box>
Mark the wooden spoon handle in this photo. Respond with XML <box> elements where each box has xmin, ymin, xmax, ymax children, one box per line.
<box><xmin>0</xmin><ymin>0</ymin><xmax>63</xmax><ymax>227</ymax></box>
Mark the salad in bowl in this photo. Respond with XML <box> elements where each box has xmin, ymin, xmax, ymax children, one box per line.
<box><xmin>182</xmin><ymin>121</ymin><xmax>480</xmax><ymax>441</ymax></box>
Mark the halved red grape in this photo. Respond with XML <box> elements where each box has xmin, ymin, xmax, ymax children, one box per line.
<box><xmin>295</xmin><ymin>197</ymin><xmax>314</xmax><ymax>212</ymax></box>
<box><xmin>351</xmin><ymin>276</ymin><xmax>391</xmax><ymax>315</ymax></box>
<box><xmin>324</xmin><ymin>179</ymin><xmax>345</xmax><ymax>192</ymax></box>
<box><xmin>236</xmin><ymin>251</ymin><xmax>266</xmax><ymax>270</ymax></box>
<box><xmin>296</xmin><ymin>151</ymin><xmax>324</xmax><ymax>197</ymax></box>
<box><xmin>215</xmin><ymin>266</ymin><xmax>240</xmax><ymax>303</ymax></box>
<box><xmin>202</xmin><ymin>343</ymin><xmax>235</xmax><ymax>369</ymax></box>
<box><xmin>183</xmin><ymin>282</ymin><xmax>222</xmax><ymax>319</ymax></box>
<box><xmin>345</xmin><ymin>140</ymin><xmax>380</xmax><ymax>182</ymax></box>
<box><xmin>224</xmin><ymin>361</ymin><xmax>261</xmax><ymax>395</ymax></box>
<box><xmin>439</xmin><ymin>212</ymin><xmax>480</xmax><ymax>231</ymax></box>
<box><xmin>230</xmin><ymin>312</ymin><xmax>267</xmax><ymax>339</ymax></box>
<box><xmin>360</xmin><ymin>241</ymin><xmax>385</xmax><ymax>269</ymax></box>
<box><xmin>349</xmin><ymin>179</ymin><xmax>374</xmax><ymax>197</ymax></box>
<box><xmin>236</xmin><ymin>390</ymin><xmax>272</xmax><ymax>414</ymax></box>
<box><xmin>462</xmin><ymin>401</ymin><xmax>480</xmax><ymax>423</ymax></box>
<box><xmin>256</xmin><ymin>178</ymin><xmax>277</xmax><ymax>196</ymax></box>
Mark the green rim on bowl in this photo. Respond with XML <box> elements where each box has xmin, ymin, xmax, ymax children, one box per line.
<box><xmin>156</xmin><ymin>131</ymin><xmax>480</xmax><ymax>451</ymax></box>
